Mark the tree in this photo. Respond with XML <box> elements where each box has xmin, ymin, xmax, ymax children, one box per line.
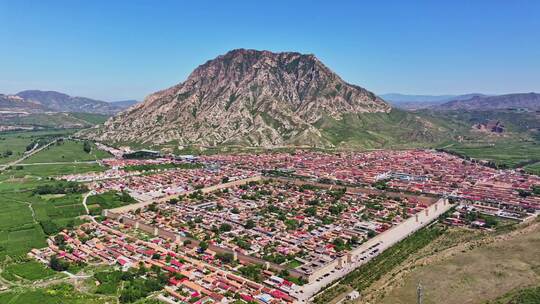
<box><xmin>304</xmin><ymin>206</ymin><xmax>317</xmax><ymax>217</ymax></box>
<box><xmin>219</xmin><ymin>223</ymin><xmax>232</xmax><ymax>232</ymax></box>
<box><xmin>518</xmin><ymin>189</ymin><xmax>531</xmax><ymax>197</ymax></box>
<box><xmin>244</xmin><ymin>219</ymin><xmax>255</xmax><ymax>229</ymax></box>
<box><xmin>216</xmin><ymin>252</ymin><xmax>234</xmax><ymax>264</ymax></box>
<box><xmin>40</xmin><ymin>220</ymin><xmax>60</xmax><ymax>235</ymax></box>
<box><xmin>50</xmin><ymin>255</ymin><xmax>69</xmax><ymax>271</ymax></box>
<box><xmin>199</xmin><ymin>241</ymin><xmax>209</xmax><ymax>252</ymax></box>
<box><xmin>83</xmin><ymin>141</ymin><xmax>91</xmax><ymax>153</ymax></box>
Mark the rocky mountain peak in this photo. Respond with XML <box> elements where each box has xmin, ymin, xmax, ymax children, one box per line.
<box><xmin>85</xmin><ymin>49</ymin><xmax>391</xmax><ymax>147</ymax></box>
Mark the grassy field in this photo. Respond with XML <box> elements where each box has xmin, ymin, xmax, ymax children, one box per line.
<box><xmin>22</xmin><ymin>140</ymin><xmax>111</xmax><ymax>164</ymax></box>
<box><xmin>377</xmin><ymin>222</ymin><xmax>540</xmax><ymax>304</ymax></box>
<box><xmin>0</xmin><ymin>284</ymin><xmax>111</xmax><ymax>304</ymax></box>
<box><xmin>0</xmin><ymin>112</ymin><xmax>109</xmax><ymax>129</ymax></box>
<box><xmin>443</xmin><ymin>140</ymin><xmax>540</xmax><ymax>168</ymax></box>
<box><xmin>0</xmin><ymin>189</ymin><xmax>87</xmax><ymax>260</ymax></box>
<box><xmin>1</xmin><ymin>260</ymin><xmax>60</xmax><ymax>282</ymax></box>
<box><xmin>2</xmin><ymin>163</ymin><xmax>106</xmax><ymax>178</ymax></box>
<box><xmin>67</xmin><ymin>113</ymin><xmax>110</xmax><ymax>125</ymax></box>
<box><xmin>487</xmin><ymin>285</ymin><xmax>540</xmax><ymax>304</ymax></box>
<box><xmin>524</xmin><ymin>162</ymin><xmax>540</xmax><ymax>176</ymax></box>
<box><xmin>0</xmin><ymin>129</ymin><xmax>74</xmax><ymax>165</ymax></box>
<box><xmin>86</xmin><ymin>191</ymin><xmax>137</xmax><ymax>215</ymax></box>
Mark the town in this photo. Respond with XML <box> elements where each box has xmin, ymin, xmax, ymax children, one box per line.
<box><xmin>24</xmin><ymin>148</ymin><xmax>539</xmax><ymax>303</ymax></box>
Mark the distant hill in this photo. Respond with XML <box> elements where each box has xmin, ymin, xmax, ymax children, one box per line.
<box><xmin>0</xmin><ymin>94</ymin><xmax>48</xmax><ymax>113</ymax></box>
<box><xmin>15</xmin><ymin>90</ymin><xmax>126</xmax><ymax>114</ymax></box>
<box><xmin>381</xmin><ymin>93</ymin><xmax>486</xmax><ymax>110</ymax></box>
<box><xmin>109</xmin><ymin>99</ymin><xmax>139</xmax><ymax>108</ymax></box>
<box><xmin>0</xmin><ymin>112</ymin><xmax>109</xmax><ymax>130</ymax></box>
<box><xmin>435</xmin><ymin>93</ymin><xmax>540</xmax><ymax>111</ymax></box>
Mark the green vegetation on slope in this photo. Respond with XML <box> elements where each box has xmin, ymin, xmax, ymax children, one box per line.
<box><xmin>314</xmin><ymin>109</ymin><xmax>468</xmax><ymax>149</ymax></box>
<box><xmin>379</xmin><ymin>222</ymin><xmax>540</xmax><ymax>304</ymax></box>
<box><xmin>487</xmin><ymin>285</ymin><xmax>540</xmax><ymax>304</ymax></box>
<box><xmin>68</xmin><ymin>112</ymin><xmax>110</xmax><ymax>125</ymax></box>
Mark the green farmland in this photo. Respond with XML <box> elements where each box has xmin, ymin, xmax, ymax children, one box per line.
<box><xmin>86</xmin><ymin>191</ymin><xmax>137</xmax><ymax>215</ymax></box>
<box><xmin>0</xmin><ymin>134</ymin><xmax>110</xmax><ymax>261</ymax></box>
<box><xmin>1</xmin><ymin>260</ymin><xmax>60</xmax><ymax>282</ymax></box>
<box><xmin>0</xmin><ymin>129</ymin><xmax>75</xmax><ymax>165</ymax></box>
<box><xmin>524</xmin><ymin>162</ymin><xmax>540</xmax><ymax>176</ymax></box>
<box><xmin>22</xmin><ymin>139</ymin><xmax>111</xmax><ymax>164</ymax></box>
<box><xmin>443</xmin><ymin>140</ymin><xmax>540</xmax><ymax>169</ymax></box>
<box><xmin>0</xmin><ymin>283</ymin><xmax>111</xmax><ymax>304</ymax></box>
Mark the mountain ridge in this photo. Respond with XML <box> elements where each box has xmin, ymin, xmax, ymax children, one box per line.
<box><xmin>435</xmin><ymin>93</ymin><xmax>540</xmax><ymax>111</ymax></box>
<box><xmin>15</xmin><ymin>90</ymin><xmax>125</xmax><ymax>114</ymax></box>
<box><xmin>83</xmin><ymin>49</ymin><xmax>397</xmax><ymax>147</ymax></box>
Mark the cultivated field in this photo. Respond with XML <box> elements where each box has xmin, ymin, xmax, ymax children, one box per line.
<box><xmin>525</xmin><ymin>162</ymin><xmax>540</xmax><ymax>176</ymax></box>
<box><xmin>86</xmin><ymin>191</ymin><xmax>137</xmax><ymax>215</ymax></box>
<box><xmin>1</xmin><ymin>260</ymin><xmax>60</xmax><ymax>282</ymax></box>
<box><xmin>21</xmin><ymin>140</ymin><xmax>110</xmax><ymax>163</ymax></box>
<box><xmin>0</xmin><ymin>129</ymin><xmax>74</xmax><ymax>165</ymax></box>
<box><xmin>0</xmin><ymin>136</ymin><xmax>109</xmax><ymax>261</ymax></box>
<box><xmin>0</xmin><ymin>283</ymin><xmax>111</xmax><ymax>304</ymax></box>
<box><xmin>445</xmin><ymin>140</ymin><xmax>540</xmax><ymax>168</ymax></box>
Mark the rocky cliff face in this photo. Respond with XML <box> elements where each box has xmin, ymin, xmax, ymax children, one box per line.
<box><xmin>85</xmin><ymin>49</ymin><xmax>391</xmax><ymax>147</ymax></box>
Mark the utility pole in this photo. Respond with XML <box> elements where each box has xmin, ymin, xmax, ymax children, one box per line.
<box><xmin>417</xmin><ymin>282</ymin><xmax>423</xmax><ymax>304</ymax></box>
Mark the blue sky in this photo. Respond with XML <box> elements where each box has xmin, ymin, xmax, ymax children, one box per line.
<box><xmin>1</xmin><ymin>0</ymin><xmax>539</xmax><ymax>101</ymax></box>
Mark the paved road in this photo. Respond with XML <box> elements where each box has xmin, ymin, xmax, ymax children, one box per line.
<box><xmin>294</xmin><ymin>198</ymin><xmax>453</xmax><ymax>303</ymax></box>
<box><xmin>81</xmin><ymin>191</ymin><xmax>96</xmax><ymax>215</ymax></box>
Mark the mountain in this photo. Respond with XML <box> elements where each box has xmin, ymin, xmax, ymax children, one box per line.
<box><xmin>435</xmin><ymin>93</ymin><xmax>540</xmax><ymax>111</ymax></box>
<box><xmin>84</xmin><ymin>49</ymin><xmax>416</xmax><ymax>148</ymax></box>
<box><xmin>109</xmin><ymin>99</ymin><xmax>139</xmax><ymax>108</ymax></box>
<box><xmin>381</xmin><ymin>93</ymin><xmax>486</xmax><ymax>110</ymax></box>
<box><xmin>0</xmin><ymin>94</ymin><xmax>49</xmax><ymax>113</ymax></box>
<box><xmin>14</xmin><ymin>90</ymin><xmax>126</xmax><ymax>114</ymax></box>
<box><xmin>0</xmin><ymin>112</ymin><xmax>109</xmax><ymax>130</ymax></box>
